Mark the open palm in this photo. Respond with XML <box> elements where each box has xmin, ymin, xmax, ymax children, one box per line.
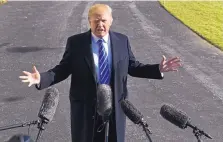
<box><xmin>19</xmin><ymin>66</ymin><xmax>40</xmax><ymax>87</ymax></box>
<box><xmin>159</xmin><ymin>55</ymin><xmax>182</xmax><ymax>72</ymax></box>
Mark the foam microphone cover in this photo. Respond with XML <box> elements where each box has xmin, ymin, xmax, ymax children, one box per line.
<box><xmin>38</xmin><ymin>87</ymin><xmax>59</xmax><ymax>122</ymax></box>
<box><xmin>160</xmin><ymin>104</ymin><xmax>190</xmax><ymax>129</ymax></box>
<box><xmin>97</xmin><ymin>84</ymin><xmax>112</xmax><ymax>117</ymax></box>
<box><xmin>120</xmin><ymin>99</ymin><xmax>143</xmax><ymax>124</ymax></box>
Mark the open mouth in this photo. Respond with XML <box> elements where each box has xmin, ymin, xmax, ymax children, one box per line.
<box><xmin>97</xmin><ymin>29</ymin><xmax>104</xmax><ymax>32</ymax></box>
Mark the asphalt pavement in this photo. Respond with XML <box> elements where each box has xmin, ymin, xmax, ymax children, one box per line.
<box><xmin>0</xmin><ymin>1</ymin><xmax>223</xmax><ymax>142</ymax></box>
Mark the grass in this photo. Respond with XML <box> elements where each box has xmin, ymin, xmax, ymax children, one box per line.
<box><xmin>159</xmin><ymin>1</ymin><xmax>223</xmax><ymax>51</ymax></box>
<box><xmin>0</xmin><ymin>0</ymin><xmax>7</xmax><ymax>5</ymax></box>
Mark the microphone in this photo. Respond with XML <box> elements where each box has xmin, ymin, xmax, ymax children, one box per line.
<box><xmin>36</xmin><ymin>87</ymin><xmax>59</xmax><ymax>142</ymax></box>
<box><xmin>96</xmin><ymin>84</ymin><xmax>112</xmax><ymax>142</ymax></box>
<box><xmin>160</xmin><ymin>104</ymin><xmax>212</xmax><ymax>141</ymax></box>
<box><xmin>120</xmin><ymin>99</ymin><xmax>143</xmax><ymax>125</ymax></box>
<box><xmin>96</xmin><ymin>84</ymin><xmax>112</xmax><ymax>120</ymax></box>
<box><xmin>0</xmin><ymin>87</ymin><xmax>59</xmax><ymax>142</ymax></box>
<box><xmin>120</xmin><ymin>99</ymin><xmax>152</xmax><ymax>142</ymax></box>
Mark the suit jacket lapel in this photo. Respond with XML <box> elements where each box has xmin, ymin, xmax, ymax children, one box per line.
<box><xmin>109</xmin><ymin>30</ymin><xmax>121</xmax><ymax>92</ymax></box>
<box><xmin>110</xmin><ymin>31</ymin><xmax>120</xmax><ymax>75</ymax></box>
<box><xmin>84</xmin><ymin>30</ymin><xmax>97</xmax><ymax>83</ymax></box>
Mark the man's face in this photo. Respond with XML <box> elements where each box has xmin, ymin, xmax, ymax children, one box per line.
<box><xmin>89</xmin><ymin>9</ymin><xmax>113</xmax><ymax>38</ymax></box>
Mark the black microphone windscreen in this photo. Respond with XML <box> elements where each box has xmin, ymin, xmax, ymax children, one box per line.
<box><xmin>38</xmin><ymin>87</ymin><xmax>59</xmax><ymax>122</ymax></box>
<box><xmin>160</xmin><ymin>104</ymin><xmax>190</xmax><ymax>129</ymax></box>
<box><xmin>97</xmin><ymin>84</ymin><xmax>112</xmax><ymax>117</ymax></box>
<box><xmin>120</xmin><ymin>100</ymin><xmax>143</xmax><ymax>124</ymax></box>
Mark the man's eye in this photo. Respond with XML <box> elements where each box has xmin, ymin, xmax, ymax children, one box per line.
<box><xmin>93</xmin><ymin>19</ymin><xmax>107</xmax><ymax>23</ymax></box>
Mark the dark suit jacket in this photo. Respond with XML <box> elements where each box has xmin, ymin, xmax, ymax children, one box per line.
<box><xmin>36</xmin><ymin>30</ymin><xmax>163</xmax><ymax>142</ymax></box>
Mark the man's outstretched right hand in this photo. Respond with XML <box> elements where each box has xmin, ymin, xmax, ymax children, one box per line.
<box><xmin>19</xmin><ymin>66</ymin><xmax>40</xmax><ymax>87</ymax></box>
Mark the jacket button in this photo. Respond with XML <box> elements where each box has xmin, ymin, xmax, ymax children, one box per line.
<box><xmin>92</xmin><ymin>116</ymin><xmax>95</xmax><ymax>120</ymax></box>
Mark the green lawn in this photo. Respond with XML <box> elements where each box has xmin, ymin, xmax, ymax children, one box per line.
<box><xmin>159</xmin><ymin>1</ymin><xmax>223</xmax><ymax>51</ymax></box>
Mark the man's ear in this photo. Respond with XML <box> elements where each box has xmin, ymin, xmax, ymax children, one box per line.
<box><xmin>110</xmin><ymin>17</ymin><xmax>113</xmax><ymax>25</ymax></box>
<box><xmin>88</xmin><ymin>17</ymin><xmax>90</xmax><ymax>24</ymax></box>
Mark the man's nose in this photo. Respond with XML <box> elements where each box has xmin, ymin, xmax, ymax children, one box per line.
<box><xmin>98</xmin><ymin>21</ymin><xmax>103</xmax><ymax>26</ymax></box>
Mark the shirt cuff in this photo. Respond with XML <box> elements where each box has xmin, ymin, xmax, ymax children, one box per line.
<box><xmin>35</xmin><ymin>83</ymin><xmax>41</xmax><ymax>90</ymax></box>
<box><xmin>161</xmin><ymin>72</ymin><xmax>164</xmax><ymax>77</ymax></box>
<box><xmin>159</xmin><ymin>64</ymin><xmax>164</xmax><ymax>77</ymax></box>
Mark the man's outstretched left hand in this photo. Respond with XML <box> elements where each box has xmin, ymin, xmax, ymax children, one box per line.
<box><xmin>159</xmin><ymin>55</ymin><xmax>182</xmax><ymax>72</ymax></box>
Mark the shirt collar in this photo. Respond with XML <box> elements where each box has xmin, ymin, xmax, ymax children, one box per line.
<box><xmin>91</xmin><ymin>32</ymin><xmax>109</xmax><ymax>43</ymax></box>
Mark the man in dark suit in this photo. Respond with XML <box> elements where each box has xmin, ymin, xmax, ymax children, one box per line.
<box><xmin>19</xmin><ymin>3</ymin><xmax>181</xmax><ymax>142</ymax></box>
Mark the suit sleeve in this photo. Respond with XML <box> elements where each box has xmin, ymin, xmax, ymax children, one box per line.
<box><xmin>127</xmin><ymin>37</ymin><xmax>164</xmax><ymax>79</ymax></box>
<box><xmin>36</xmin><ymin>37</ymin><xmax>72</xmax><ymax>90</ymax></box>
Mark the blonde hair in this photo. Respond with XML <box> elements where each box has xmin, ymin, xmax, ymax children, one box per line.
<box><xmin>88</xmin><ymin>4</ymin><xmax>112</xmax><ymax>20</ymax></box>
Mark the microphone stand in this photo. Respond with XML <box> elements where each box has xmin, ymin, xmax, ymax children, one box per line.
<box><xmin>193</xmin><ymin>127</ymin><xmax>204</xmax><ymax>142</ymax></box>
<box><xmin>35</xmin><ymin>119</ymin><xmax>48</xmax><ymax>142</ymax></box>
<box><xmin>104</xmin><ymin>120</ymin><xmax>109</xmax><ymax>142</ymax></box>
<box><xmin>139</xmin><ymin>118</ymin><xmax>153</xmax><ymax>142</ymax></box>
<box><xmin>103</xmin><ymin>116</ymin><xmax>110</xmax><ymax>142</ymax></box>
<box><xmin>96</xmin><ymin>115</ymin><xmax>110</xmax><ymax>142</ymax></box>
<box><xmin>187</xmin><ymin>123</ymin><xmax>212</xmax><ymax>142</ymax></box>
<box><xmin>0</xmin><ymin>120</ymin><xmax>39</xmax><ymax>132</ymax></box>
